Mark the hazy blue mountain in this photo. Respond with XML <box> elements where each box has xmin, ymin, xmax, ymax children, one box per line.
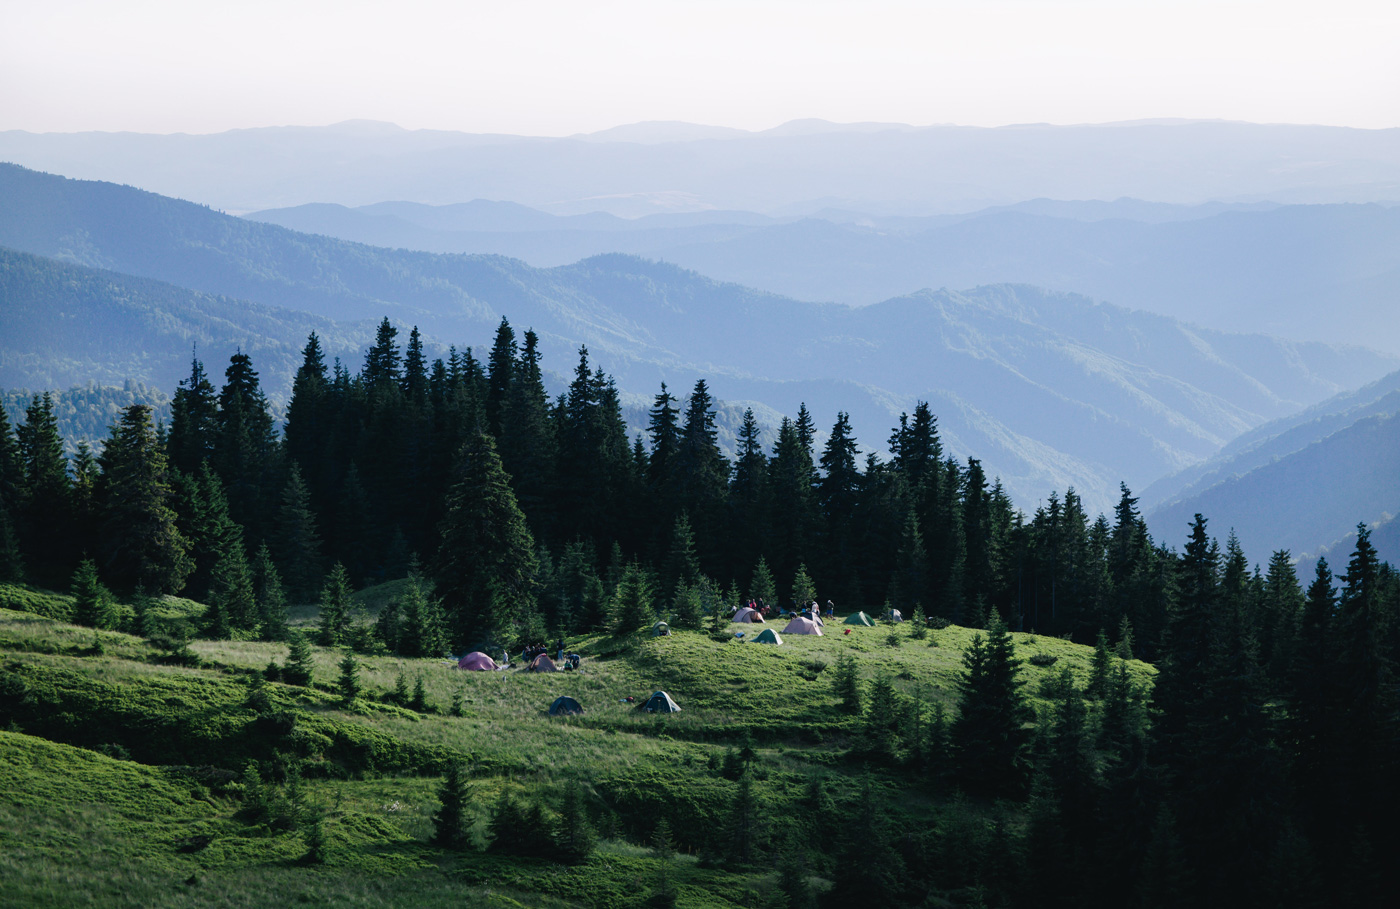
<box><xmin>245</xmin><ymin>198</ymin><xmax>1400</xmax><ymax>352</ymax></box>
<box><xmin>4</xmin><ymin>164</ymin><xmax>1396</xmax><ymax>514</ymax></box>
<box><xmin>1146</xmin><ymin>409</ymin><xmax>1400</xmax><ymax>567</ymax></box>
<box><xmin>0</xmin><ymin>246</ymin><xmax>379</xmax><ymax>394</ymax></box>
<box><xmin>3</xmin><ymin>119</ymin><xmax>1397</xmax><ymax>215</ymax></box>
<box><xmin>1142</xmin><ymin>368</ymin><xmax>1400</xmax><ymax>511</ymax></box>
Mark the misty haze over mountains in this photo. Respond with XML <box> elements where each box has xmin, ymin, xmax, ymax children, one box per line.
<box><xmin>2</xmin><ymin>118</ymin><xmax>1398</xmax><ymax>215</ymax></box>
<box><xmin>3</xmin><ymin>162</ymin><xmax>1397</xmax><ymax>525</ymax></box>
<box><xmin>3</xmin><ymin>115</ymin><xmax>1399</xmax><ymax>558</ymax></box>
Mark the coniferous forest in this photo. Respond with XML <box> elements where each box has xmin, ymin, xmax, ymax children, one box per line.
<box><xmin>2</xmin><ymin>314</ymin><xmax>1398</xmax><ymax>908</ymax></box>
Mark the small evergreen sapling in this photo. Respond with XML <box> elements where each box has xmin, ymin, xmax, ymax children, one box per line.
<box><xmin>284</xmin><ymin>631</ymin><xmax>314</xmax><ymax>686</ymax></box>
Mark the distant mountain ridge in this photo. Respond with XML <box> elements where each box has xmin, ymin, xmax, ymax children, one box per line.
<box><xmin>246</xmin><ymin>198</ymin><xmax>1400</xmax><ymax>353</ymax></box>
<box><xmin>3</xmin><ymin>163</ymin><xmax>1396</xmax><ymax>515</ymax></box>
<box><xmin>3</xmin><ymin>119</ymin><xmax>1397</xmax><ymax>215</ymax></box>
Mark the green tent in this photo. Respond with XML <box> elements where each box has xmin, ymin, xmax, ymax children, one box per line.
<box><xmin>844</xmin><ymin>611</ymin><xmax>875</xmax><ymax>626</ymax></box>
<box><xmin>752</xmin><ymin>628</ymin><xmax>783</xmax><ymax>645</ymax></box>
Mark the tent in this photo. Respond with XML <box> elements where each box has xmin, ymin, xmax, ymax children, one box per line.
<box><xmin>549</xmin><ymin>696</ymin><xmax>584</xmax><ymax>716</ymax></box>
<box><xmin>844</xmin><ymin>611</ymin><xmax>876</xmax><ymax>626</ymax></box>
<box><xmin>653</xmin><ymin>621</ymin><xmax>671</xmax><ymax>637</ymax></box>
<box><xmin>782</xmin><ymin>616</ymin><xmax>823</xmax><ymax>635</ymax></box>
<box><xmin>457</xmin><ymin>651</ymin><xmax>498</xmax><ymax>671</ymax></box>
<box><xmin>752</xmin><ymin>628</ymin><xmax>783</xmax><ymax>645</ymax></box>
<box><xmin>733</xmin><ymin>607</ymin><xmax>765</xmax><ymax>623</ymax></box>
<box><xmin>642</xmin><ymin>690</ymin><xmax>681</xmax><ymax>713</ymax></box>
<box><xmin>529</xmin><ymin>653</ymin><xmax>559</xmax><ymax>672</ymax></box>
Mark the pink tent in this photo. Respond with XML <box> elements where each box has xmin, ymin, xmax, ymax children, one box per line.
<box><xmin>733</xmin><ymin>607</ymin><xmax>765</xmax><ymax>623</ymax></box>
<box><xmin>529</xmin><ymin>653</ymin><xmax>559</xmax><ymax>672</ymax></box>
<box><xmin>782</xmin><ymin>616</ymin><xmax>824</xmax><ymax>636</ymax></box>
<box><xmin>457</xmin><ymin>651</ymin><xmax>498</xmax><ymax>671</ymax></box>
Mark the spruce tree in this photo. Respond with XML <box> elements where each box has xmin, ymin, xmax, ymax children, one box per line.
<box><xmin>96</xmin><ymin>404</ymin><xmax>193</xmax><ymax>594</ymax></box>
<box><xmin>555</xmin><ymin>779</ymin><xmax>597</xmax><ymax>864</ymax></box>
<box><xmin>284</xmin><ymin>631</ymin><xmax>314</xmax><ymax>686</ymax></box>
<box><xmin>749</xmin><ymin>556</ymin><xmax>777</xmax><ymax>604</ymax></box>
<box><xmin>213</xmin><ymin>351</ymin><xmax>279</xmax><ymax>539</ymax></box>
<box><xmin>272</xmin><ymin>464</ymin><xmax>324</xmax><ymax>602</ymax></box>
<box><xmin>497</xmin><ymin>329</ymin><xmax>556</xmax><ymax>534</ymax></box>
<box><xmin>317</xmin><ymin>562</ymin><xmax>354</xmax><ymax>646</ymax></box>
<box><xmin>16</xmin><ymin>392</ymin><xmax>74</xmax><ymax>586</ymax></box>
<box><xmin>283</xmin><ymin>333</ymin><xmax>329</xmax><ymax>489</ymax></box>
<box><xmin>484</xmin><ymin>317</ymin><xmax>516</xmax><ymax>436</ymax></box>
<box><xmin>433</xmin><ymin>431</ymin><xmax>539</xmax><ymax>648</ymax></box>
<box><xmin>71</xmin><ymin>559</ymin><xmax>117</xmax><ymax>629</ymax></box>
<box><xmin>660</xmin><ymin>512</ymin><xmax>701</xmax><ymax>604</ymax></box>
<box><xmin>206</xmin><ymin>533</ymin><xmax>256</xmax><ymax>638</ymax></box>
<box><xmin>251</xmin><ymin>542</ymin><xmax>289</xmax><ymax>641</ymax></box>
<box><xmin>338</xmin><ymin>649</ymin><xmax>361</xmax><ymax>705</ymax></box>
<box><xmin>724</xmin><ymin>773</ymin><xmax>761</xmax><ymax>865</ymax></box>
<box><xmin>167</xmin><ymin>349</ymin><xmax>219</xmax><ymax>477</ymax></box>
<box><xmin>791</xmin><ymin>562</ymin><xmax>816</xmax><ymax>606</ymax></box>
<box><xmin>432</xmin><ymin>762</ymin><xmax>471</xmax><ymax>849</ymax></box>
<box><xmin>952</xmin><ymin>613</ymin><xmax>1031</xmax><ymax>797</ymax></box>
<box><xmin>608</xmin><ymin>563</ymin><xmax>655</xmax><ymax>636</ymax></box>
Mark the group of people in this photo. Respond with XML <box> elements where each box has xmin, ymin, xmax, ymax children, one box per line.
<box><xmin>733</xmin><ymin>597</ymin><xmax>837</xmax><ymax>623</ymax></box>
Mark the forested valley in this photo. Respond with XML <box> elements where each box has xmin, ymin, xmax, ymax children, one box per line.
<box><xmin>2</xmin><ymin>314</ymin><xmax>1398</xmax><ymax>908</ymax></box>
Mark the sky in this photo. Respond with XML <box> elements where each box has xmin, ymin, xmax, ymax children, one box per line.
<box><xmin>2</xmin><ymin>0</ymin><xmax>1398</xmax><ymax>135</ymax></box>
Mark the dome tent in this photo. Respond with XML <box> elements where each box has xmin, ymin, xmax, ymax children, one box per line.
<box><xmin>457</xmin><ymin>651</ymin><xmax>498</xmax><ymax>671</ymax></box>
<box><xmin>642</xmin><ymin>690</ymin><xmax>681</xmax><ymax>713</ymax></box>
<box><xmin>844</xmin><ymin>611</ymin><xmax>876</xmax><ymax>626</ymax></box>
<box><xmin>529</xmin><ymin>653</ymin><xmax>559</xmax><ymax>672</ymax></box>
<box><xmin>782</xmin><ymin>616</ymin><xmax>823</xmax><ymax>635</ymax></box>
<box><xmin>733</xmin><ymin>607</ymin><xmax>765</xmax><ymax>623</ymax></box>
<box><xmin>752</xmin><ymin>628</ymin><xmax>783</xmax><ymax>645</ymax></box>
<box><xmin>653</xmin><ymin>621</ymin><xmax>672</xmax><ymax>637</ymax></box>
<box><xmin>549</xmin><ymin>696</ymin><xmax>584</xmax><ymax>716</ymax></box>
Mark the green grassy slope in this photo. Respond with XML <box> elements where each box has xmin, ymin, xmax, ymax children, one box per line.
<box><xmin>0</xmin><ymin>588</ymin><xmax>1153</xmax><ymax>908</ymax></box>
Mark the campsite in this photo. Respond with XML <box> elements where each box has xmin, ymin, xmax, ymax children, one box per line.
<box><xmin>0</xmin><ymin>582</ymin><xmax>1148</xmax><ymax>908</ymax></box>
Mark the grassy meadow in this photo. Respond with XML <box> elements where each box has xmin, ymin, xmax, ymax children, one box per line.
<box><xmin>0</xmin><ymin>582</ymin><xmax>1153</xmax><ymax>907</ymax></box>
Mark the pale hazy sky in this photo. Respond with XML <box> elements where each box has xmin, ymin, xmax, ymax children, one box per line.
<box><xmin>3</xmin><ymin>0</ymin><xmax>1397</xmax><ymax>135</ymax></box>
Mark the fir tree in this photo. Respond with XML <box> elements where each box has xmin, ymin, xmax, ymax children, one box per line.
<box><xmin>724</xmin><ymin>773</ymin><xmax>761</xmax><ymax>865</ymax></box>
<box><xmin>213</xmin><ymin>351</ymin><xmax>279</xmax><ymax>539</ymax></box>
<box><xmin>1087</xmin><ymin>629</ymin><xmax>1113</xmax><ymax>699</ymax></box>
<box><xmin>484</xmin><ymin>317</ymin><xmax>516</xmax><ymax>436</ymax></box>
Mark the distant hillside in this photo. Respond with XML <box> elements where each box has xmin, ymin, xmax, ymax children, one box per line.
<box><xmin>1</xmin><ymin>382</ymin><xmax>172</xmax><ymax>454</ymax></box>
<box><xmin>1147</xmin><ymin>409</ymin><xmax>1400</xmax><ymax>566</ymax></box>
<box><xmin>249</xmin><ymin>199</ymin><xmax>1400</xmax><ymax>353</ymax></box>
<box><xmin>4</xmin><ymin>164</ymin><xmax>1397</xmax><ymax>513</ymax></box>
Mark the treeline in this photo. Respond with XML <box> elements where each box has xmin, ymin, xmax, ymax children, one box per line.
<box><xmin>3</xmin><ymin>314</ymin><xmax>1400</xmax><ymax>903</ymax></box>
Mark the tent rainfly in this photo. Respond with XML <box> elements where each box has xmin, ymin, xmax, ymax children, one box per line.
<box><xmin>457</xmin><ymin>651</ymin><xmax>498</xmax><ymax>671</ymax></box>
<box><xmin>752</xmin><ymin>628</ymin><xmax>783</xmax><ymax>645</ymax></box>
<box><xmin>642</xmin><ymin>690</ymin><xmax>681</xmax><ymax>713</ymax></box>
<box><xmin>529</xmin><ymin>653</ymin><xmax>559</xmax><ymax>672</ymax></box>
<box><xmin>549</xmin><ymin>696</ymin><xmax>584</xmax><ymax>716</ymax></box>
<box><xmin>733</xmin><ymin>607</ymin><xmax>765</xmax><ymax>623</ymax></box>
<box><xmin>844</xmin><ymin>611</ymin><xmax>876</xmax><ymax>626</ymax></box>
<box><xmin>782</xmin><ymin>616</ymin><xmax>824</xmax><ymax>636</ymax></box>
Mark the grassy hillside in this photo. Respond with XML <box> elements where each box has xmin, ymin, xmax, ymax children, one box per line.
<box><xmin>0</xmin><ymin>585</ymin><xmax>1153</xmax><ymax>908</ymax></box>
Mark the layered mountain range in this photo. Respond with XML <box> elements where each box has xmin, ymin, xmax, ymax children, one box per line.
<box><xmin>3</xmin><ymin>163</ymin><xmax>1394</xmax><ymax>518</ymax></box>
